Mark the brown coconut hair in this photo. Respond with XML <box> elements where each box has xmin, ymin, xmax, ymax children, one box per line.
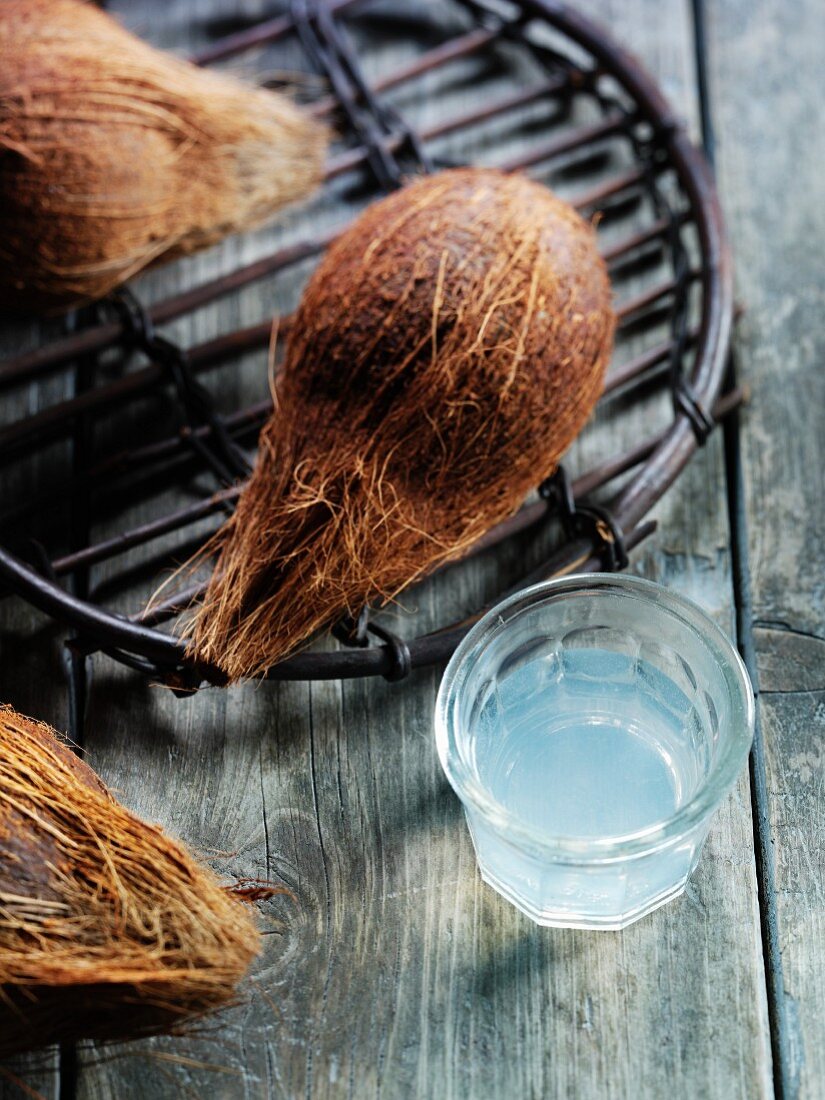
<box><xmin>189</xmin><ymin>168</ymin><xmax>615</xmax><ymax>682</ymax></box>
<box><xmin>0</xmin><ymin>0</ymin><xmax>327</xmax><ymax>311</ymax></box>
<box><xmin>0</xmin><ymin>705</ymin><xmax>261</xmax><ymax>1056</ymax></box>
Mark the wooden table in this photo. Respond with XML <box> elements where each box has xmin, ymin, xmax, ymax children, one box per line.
<box><xmin>1</xmin><ymin>0</ymin><xmax>822</xmax><ymax>1096</ymax></box>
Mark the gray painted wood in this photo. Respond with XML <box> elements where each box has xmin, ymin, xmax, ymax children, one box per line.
<box><xmin>0</xmin><ymin>1</ymin><xmax>773</xmax><ymax>1097</ymax></box>
<box><xmin>706</xmin><ymin>0</ymin><xmax>825</xmax><ymax>1094</ymax></box>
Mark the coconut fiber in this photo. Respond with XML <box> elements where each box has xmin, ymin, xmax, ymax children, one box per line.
<box><xmin>190</xmin><ymin>168</ymin><xmax>615</xmax><ymax>682</ymax></box>
<box><xmin>0</xmin><ymin>704</ymin><xmax>261</xmax><ymax>1056</ymax></box>
<box><xmin>0</xmin><ymin>0</ymin><xmax>327</xmax><ymax>311</ymax></box>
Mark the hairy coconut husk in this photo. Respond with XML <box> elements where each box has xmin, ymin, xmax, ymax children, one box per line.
<box><xmin>0</xmin><ymin>704</ymin><xmax>261</xmax><ymax>1056</ymax></box>
<box><xmin>189</xmin><ymin>167</ymin><xmax>615</xmax><ymax>683</ymax></box>
<box><xmin>0</xmin><ymin>0</ymin><xmax>327</xmax><ymax>312</ymax></box>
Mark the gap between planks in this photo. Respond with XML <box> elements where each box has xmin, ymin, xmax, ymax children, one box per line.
<box><xmin>690</xmin><ymin>0</ymin><xmax>794</xmax><ymax>1095</ymax></box>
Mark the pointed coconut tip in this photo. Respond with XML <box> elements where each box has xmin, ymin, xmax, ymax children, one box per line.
<box><xmin>188</xmin><ymin>168</ymin><xmax>615</xmax><ymax>683</ymax></box>
<box><xmin>0</xmin><ymin>0</ymin><xmax>329</xmax><ymax>312</ymax></box>
<box><xmin>0</xmin><ymin>704</ymin><xmax>262</xmax><ymax>1056</ymax></box>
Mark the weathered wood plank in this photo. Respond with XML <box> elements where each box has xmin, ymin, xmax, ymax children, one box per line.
<box><xmin>705</xmin><ymin>0</ymin><xmax>825</xmax><ymax>1092</ymax></box>
<box><xmin>0</xmin><ymin>2</ymin><xmax>771</xmax><ymax>1097</ymax></box>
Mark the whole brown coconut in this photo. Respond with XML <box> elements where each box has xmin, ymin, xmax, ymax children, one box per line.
<box><xmin>190</xmin><ymin>168</ymin><xmax>615</xmax><ymax>682</ymax></box>
<box><xmin>0</xmin><ymin>704</ymin><xmax>261</xmax><ymax>1056</ymax></box>
<box><xmin>0</xmin><ymin>0</ymin><xmax>327</xmax><ymax>312</ymax></box>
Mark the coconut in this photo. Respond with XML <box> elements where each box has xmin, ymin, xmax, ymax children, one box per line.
<box><xmin>0</xmin><ymin>704</ymin><xmax>261</xmax><ymax>1056</ymax></box>
<box><xmin>0</xmin><ymin>0</ymin><xmax>327</xmax><ymax>312</ymax></box>
<box><xmin>189</xmin><ymin>168</ymin><xmax>614</xmax><ymax>682</ymax></box>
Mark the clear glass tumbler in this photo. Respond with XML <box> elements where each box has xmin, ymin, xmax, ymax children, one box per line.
<box><xmin>435</xmin><ymin>574</ymin><xmax>755</xmax><ymax>929</ymax></box>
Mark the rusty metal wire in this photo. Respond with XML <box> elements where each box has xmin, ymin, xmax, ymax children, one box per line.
<box><xmin>0</xmin><ymin>0</ymin><xmax>734</xmax><ymax>689</ymax></box>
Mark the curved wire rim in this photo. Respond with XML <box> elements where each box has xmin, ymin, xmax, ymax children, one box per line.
<box><xmin>435</xmin><ymin>573</ymin><xmax>755</xmax><ymax>861</ymax></box>
<box><xmin>0</xmin><ymin>0</ymin><xmax>732</xmax><ymax>686</ymax></box>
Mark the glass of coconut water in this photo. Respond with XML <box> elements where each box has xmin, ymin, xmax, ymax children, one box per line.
<box><xmin>435</xmin><ymin>574</ymin><xmax>754</xmax><ymax>929</ymax></box>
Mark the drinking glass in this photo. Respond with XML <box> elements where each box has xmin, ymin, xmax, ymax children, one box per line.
<box><xmin>435</xmin><ymin>573</ymin><xmax>755</xmax><ymax>929</ymax></box>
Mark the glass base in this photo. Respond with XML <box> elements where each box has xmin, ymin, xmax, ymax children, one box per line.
<box><xmin>479</xmin><ymin>866</ymin><xmax>689</xmax><ymax>930</ymax></box>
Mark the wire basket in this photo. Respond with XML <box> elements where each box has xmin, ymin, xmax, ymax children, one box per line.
<box><xmin>0</xmin><ymin>0</ymin><xmax>734</xmax><ymax>690</ymax></box>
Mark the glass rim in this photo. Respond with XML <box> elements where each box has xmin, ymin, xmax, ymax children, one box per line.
<box><xmin>435</xmin><ymin>573</ymin><xmax>755</xmax><ymax>861</ymax></box>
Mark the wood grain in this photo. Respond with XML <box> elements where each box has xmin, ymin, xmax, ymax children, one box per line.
<box><xmin>0</xmin><ymin>1</ymin><xmax>774</xmax><ymax>1097</ymax></box>
<box><xmin>706</xmin><ymin>0</ymin><xmax>825</xmax><ymax>1093</ymax></box>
